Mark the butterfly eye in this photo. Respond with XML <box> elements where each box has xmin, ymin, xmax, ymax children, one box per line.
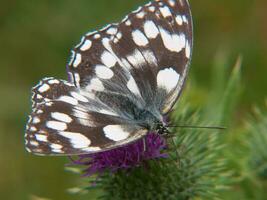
<box><xmin>155</xmin><ymin>122</ymin><xmax>169</xmax><ymax>135</ymax></box>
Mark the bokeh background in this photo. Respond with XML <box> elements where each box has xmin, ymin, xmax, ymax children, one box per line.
<box><xmin>0</xmin><ymin>0</ymin><xmax>266</xmax><ymax>199</ymax></box>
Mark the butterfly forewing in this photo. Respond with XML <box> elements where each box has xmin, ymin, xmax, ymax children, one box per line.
<box><xmin>68</xmin><ymin>0</ymin><xmax>192</xmax><ymax>114</ymax></box>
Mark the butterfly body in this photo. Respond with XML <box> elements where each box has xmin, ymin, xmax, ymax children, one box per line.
<box><xmin>25</xmin><ymin>0</ymin><xmax>193</xmax><ymax>156</ymax></box>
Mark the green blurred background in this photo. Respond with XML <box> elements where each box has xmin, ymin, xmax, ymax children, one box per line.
<box><xmin>0</xmin><ymin>0</ymin><xmax>266</xmax><ymax>199</ymax></box>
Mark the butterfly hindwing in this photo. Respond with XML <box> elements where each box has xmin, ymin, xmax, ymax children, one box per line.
<box><xmin>26</xmin><ymin>78</ymin><xmax>147</xmax><ymax>155</ymax></box>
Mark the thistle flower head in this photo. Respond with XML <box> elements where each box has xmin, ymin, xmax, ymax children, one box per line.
<box><xmin>71</xmin><ymin>132</ymin><xmax>168</xmax><ymax>176</ymax></box>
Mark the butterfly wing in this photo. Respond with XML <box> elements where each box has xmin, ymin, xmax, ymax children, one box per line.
<box><xmin>25</xmin><ymin>78</ymin><xmax>147</xmax><ymax>155</ymax></box>
<box><xmin>68</xmin><ymin>0</ymin><xmax>193</xmax><ymax>114</ymax></box>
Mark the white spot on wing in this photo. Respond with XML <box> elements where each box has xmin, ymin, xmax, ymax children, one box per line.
<box><xmin>73</xmin><ymin>53</ymin><xmax>82</xmax><ymax>67</ymax></box>
<box><xmin>136</xmin><ymin>11</ymin><xmax>145</xmax><ymax>18</ymax></box>
<box><xmin>102</xmin><ymin>37</ymin><xmax>126</xmax><ymax>69</ymax></box>
<box><xmin>125</xmin><ymin>20</ymin><xmax>131</xmax><ymax>26</ymax></box>
<box><xmin>52</xmin><ymin>149</ymin><xmax>63</xmax><ymax>153</ymax></box>
<box><xmin>168</xmin><ymin>0</ymin><xmax>175</xmax><ymax>7</ymax></box>
<box><xmin>143</xmin><ymin>50</ymin><xmax>158</xmax><ymax>66</ymax></box>
<box><xmin>68</xmin><ymin>50</ymin><xmax>75</xmax><ymax>65</ymax></box>
<box><xmin>159</xmin><ymin>6</ymin><xmax>172</xmax><ymax>18</ymax></box>
<box><xmin>51</xmin><ymin>112</ymin><xmax>72</xmax><ymax>123</ymax></box>
<box><xmin>48</xmin><ymin>79</ymin><xmax>60</xmax><ymax>84</ymax></box>
<box><xmin>30</xmin><ymin>141</ymin><xmax>39</xmax><ymax>147</ymax></box>
<box><xmin>84</xmin><ymin>147</ymin><xmax>101</xmax><ymax>152</ymax></box>
<box><xmin>103</xmin><ymin>125</ymin><xmax>130</xmax><ymax>141</ymax></box>
<box><xmin>144</xmin><ymin>21</ymin><xmax>159</xmax><ymax>39</ymax></box>
<box><xmin>157</xmin><ymin>68</ymin><xmax>180</xmax><ymax>92</ymax></box>
<box><xmin>35</xmin><ymin>134</ymin><xmax>48</xmax><ymax>142</ymax></box>
<box><xmin>106</xmin><ymin>27</ymin><xmax>117</xmax><ymax>35</ymax></box>
<box><xmin>79</xmin><ymin>91</ymin><xmax>95</xmax><ymax>100</ymax></box>
<box><xmin>99</xmin><ymin>109</ymin><xmax>118</xmax><ymax>116</ymax></box>
<box><xmin>80</xmin><ymin>40</ymin><xmax>92</xmax><ymax>51</ymax></box>
<box><xmin>58</xmin><ymin>96</ymin><xmax>78</xmax><ymax>105</ymax></box>
<box><xmin>127</xmin><ymin>50</ymin><xmax>146</xmax><ymax>67</ymax></box>
<box><xmin>38</xmin><ymin>84</ymin><xmax>50</xmax><ymax>93</ymax></box>
<box><xmin>159</xmin><ymin>28</ymin><xmax>185</xmax><ymax>52</ymax></box>
<box><xmin>185</xmin><ymin>40</ymin><xmax>191</xmax><ymax>58</ymax></box>
<box><xmin>32</xmin><ymin>117</ymin><xmax>40</xmax><ymax>124</ymax></box>
<box><xmin>127</xmin><ymin>76</ymin><xmax>141</xmax><ymax>97</ymax></box>
<box><xmin>58</xmin><ymin>131</ymin><xmax>91</xmax><ymax>148</ymax></box>
<box><xmin>148</xmin><ymin>6</ymin><xmax>156</xmax><ymax>12</ymax></box>
<box><xmin>121</xmin><ymin>58</ymin><xmax>132</xmax><ymax>71</ymax></box>
<box><xmin>37</xmin><ymin>110</ymin><xmax>43</xmax><ymax>114</ymax></box>
<box><xmin>45</xmin><ymin>102</ymin><xmax>53</xmax><ymax>106</ymax></box>
<box><xmin>74</xmin><ymin>110</ymin><xmax>95</xmax><ymax>127</ymax></box>
<box><xmin>73</xmin><ymin>109</ymin><xmax>88</xmax><ymax>119</ymax></box>
<box><xmin>50</xmin><ymin>143</ymin><xmax>63</xmax><ymax>149</ymax></box>
<box><xmin>95</xmin><ymin>65</ymin><xmax>114</xmax><ymax>79</ymax></box>
<box><xmin>174</xmin><ymin>33</ymin><xmax>186</xmax><ymax>52</ymax></box>
<box><xmin>86</xmin><ymin>78</ymin><xmax>105</xmax><ymax>92</ymax></box>
<box><xmin>132</xmin><ymin>30</ymin><xmax>149</xmax><ymax>46</ymax></box>
<box><xmin>94</xmin><ymin>34</ymin><xmax>101</xmax><ymax>39</ymax></box>
<box><xmin>70</xmin><ymin>92</ymin><xmax>88</xmax><ymax>102</ymax></box>
<box><xmin>74</xmin><ymin>73</ymin><xmax>80</xmax><ymax>87</ymax></box>
<box><xmin>116</xmin><ymin>32</ymin><xmax>122</xmax><ymax>39</ymax></box>
<box><xmin>30</xmin><ymin>126</ymin><xmax>37</xmax><ymax>131</ymax></box>
<box><xmin>114</xmin><ymin>38</ymin><xmax>119</xmax><ymax>43</ymax></box>
<box><xmin>101</xmin><ymin>51</ymin><xmax>117</xmax><ymax>67</ymax></box>
<box><xmin>175</xmin><ymin>15</ymin><xmax>183</xmax><ymax>25</ymax></box>
<box><xmin>182</xmin><ymin>15</ymin><xmax>188</xmax><ymax>24</ymax></box>
<box><xmin>46</xmin><ymin>121</ymin><xmax>67</xmax><ymax>131</ymax></box>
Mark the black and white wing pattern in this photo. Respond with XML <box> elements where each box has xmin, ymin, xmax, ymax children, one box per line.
<box><xmin>68</xmin><ymin>0</ymin><xmax>192</xmax><ymax>114</ymax></box>
<box><xmin>25</xmin><ymin>0</ymin><xmax>193</xmax><ymax>155</ymax></box>
<box><xmin>25</xmin><ymin>78</ymin><xmax>147</xmax><ymax>155</ymax></box>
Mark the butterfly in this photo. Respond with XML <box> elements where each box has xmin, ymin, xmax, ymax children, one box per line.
<box><xmin>25</xmin><ymin>0</ymin><xmax>193</xmax><ymax>155</ymax></box>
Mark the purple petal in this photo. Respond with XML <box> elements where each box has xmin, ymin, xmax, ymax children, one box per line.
<box><xmin>70</xmin><ymin>132</ymin><xmax>168</xmax><ymax>176</ymax></box>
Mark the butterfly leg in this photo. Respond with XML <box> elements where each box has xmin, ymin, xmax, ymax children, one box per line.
<box><xmin>165</xmin><ymin>132</ymin><xmax>181</xmax><ymax>167</ymax></box>
<box><xmin>142</xmin><ymin>137</ymin><xmax>147</xmax><ymax>153</ymax></box>
<box><xmin>171</xmin><ymin>137</ymin><xmax>182</xmax><ymax>166</ymax></box>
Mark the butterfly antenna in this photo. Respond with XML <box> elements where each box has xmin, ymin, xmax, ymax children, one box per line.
<box><xmin>166</xmin><ymin>125</ymin><xmax>226</xmax><ymax>130</ymax></box>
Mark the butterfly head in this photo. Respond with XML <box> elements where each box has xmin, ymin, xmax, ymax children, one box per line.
<box><xmin>136</xmin><ymin>109</ymin><xmax>168</xmax><ymax>134</ymax></box>
<box><xmin>156</xmin><ymin>123</ymin><xmax>170</xmax><ymax>135</ymax></box>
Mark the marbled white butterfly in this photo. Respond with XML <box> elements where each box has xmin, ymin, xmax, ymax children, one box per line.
<box><xmin>25</xmin><ymin>0</ymin><xmax>193</xmax><ymax>155</ymax></box>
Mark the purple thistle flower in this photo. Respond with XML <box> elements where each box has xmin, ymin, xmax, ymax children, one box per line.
<box><xmin>66</xmin><ymin>65</ymin><xmax>168</xmax><ymax>176</ymax></box>
<box><xmin>70</xmin><ymin>132</ymin><xmax>168</xmax><ymax>176</ymax></box>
